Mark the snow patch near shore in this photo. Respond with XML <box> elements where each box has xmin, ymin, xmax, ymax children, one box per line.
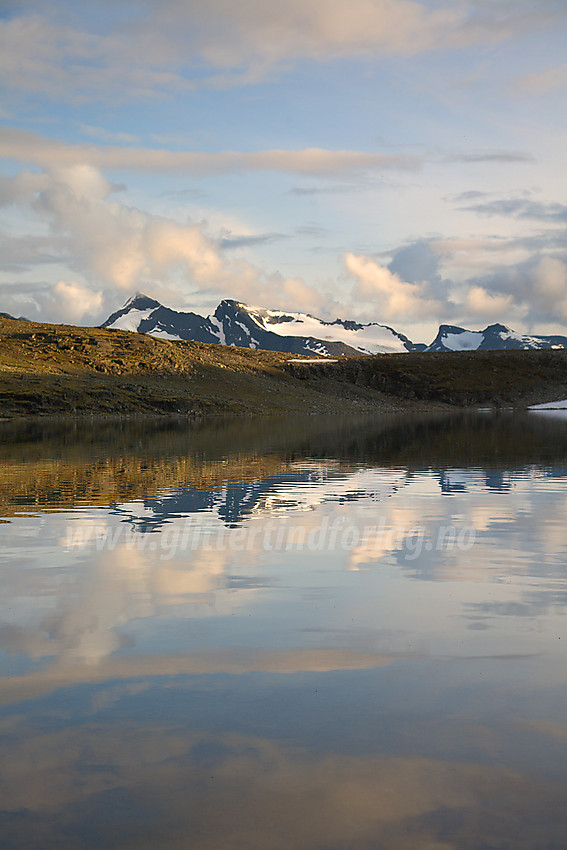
<box><xmin>529</xmin><ymin>400</ymin><xmax>567</xmax><ymax>409</ymax></box>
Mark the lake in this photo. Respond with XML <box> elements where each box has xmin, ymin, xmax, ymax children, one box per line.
<box><xmin>1</xmin><ymin>411</ymin><xmax>567</xmax><ymax>849</ymax></box>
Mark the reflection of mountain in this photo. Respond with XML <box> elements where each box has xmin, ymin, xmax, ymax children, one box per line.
<box><xmin>113</xmin><ymin>472</ymin><xmax>323</xmax><ymax>531</ymax></box>
<box><xmin>1</xmin><ymin>411</ymin><xmax>567</xmax><ymax>520</ymax></box>
<box><xmin>438</xmin><ymin>469</ymin><xmax>513</xmax><ymax>493</ymax></box>
<box><xmin>111</xmin><ymin>466</ymin><xmax>411</xmax><ymax>531</ymax></box>
<box><xmin>112</xmin><ymin>458</ymin><xmax>567</xmax><ymax>531</ymax></box>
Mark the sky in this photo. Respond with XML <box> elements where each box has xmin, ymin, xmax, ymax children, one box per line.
<box><xmin>0</xmin><ymin>0</ymin><xmax>566</xmax><ymax>344</ymax></box>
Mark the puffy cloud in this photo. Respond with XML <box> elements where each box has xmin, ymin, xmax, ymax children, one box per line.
<box><xmin>533</xmin><ymin>256</ymin><xmax>567</xmax><ymax>304</ymax></box>
<box><xmin>459</xmin><ymin>254</ymin><xmax>567</xmax><ymax>326</ymax></box>
<box><xmin>387</xmin><ymin>240</ymin><xmax>445</xmax><ymax>289</ymax></box>
<box><xmin>465</xmin><ymin>285</ymin><xmax>514</xmax><ymax>319</ymax></box>
<box><xmin>356</xmin><ymin>235</ymin><xmax>567</xmax><ymax>332</ymax></box>
<box><xmin>50</xmin><ymin>280</ymin><xmax>104</xmax><ymax>324</ymax></box>
<box><xmin>0</xmin><ymin>162</ymin><xmax>328</xmax><ymax>322</ymax></box>
<box><xmin>344</xmin><ymin>252</ymin><xmax>443</xmax><ymax>320</ymax></box>
<box><xmin>0</xmin><ymin>169</ymin><xmax>50</xmax><ymax>206</ymax></box>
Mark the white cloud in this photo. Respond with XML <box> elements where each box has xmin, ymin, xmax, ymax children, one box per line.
<box><xmin>533</xmin><ymin>256</ymin><xmax>567</xmax><ymax>300</ymax></box>
<box><xmin>0</xmin><ymin>162</ymin><xmax>329</xmax><ymax>321</ymax></box>
<box><xmin>50</xmin><ymin>280</ymin><xmax>104</xmax><ymax>324</ymax></box>
<box><xmin>465</xmin><ymin>286</ymin><xmax>514</xmax><ymax>319</ymax></box>
<box><xmin>444</xmin><ymin>249</ymin><xmax>567</xmax><ymax>327</ymax></box>
<box><xmin>344</xmin><ymin>252</ymin><xmax>442</xmax><ymax>320</ymax></box>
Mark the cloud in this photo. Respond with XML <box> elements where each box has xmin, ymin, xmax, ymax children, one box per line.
<box><xmin>443</xmin><ymin>150</ymin><xmax>536</xmax><ymax>164</ymax></box>
<box><xmin>344</xmin><ymin>252</ymin><xmax>443</xmax><ymax>320</ymax></box>
<box><xmin>78</xmin><ymin>123</ymin><xmax>139</xmax><ymax>144</ymax></box>
<box><xmin>515</xmin><ymin>61</ymin><xmax>567</xmax><ymax>95</ymax></box>
<box><xmin>0</xmin><ymin>162</ymin><xmax>330</xmax><ymax>322</ymax></box>
<box><xmin>2</xmin><ymin>2</ymin><xmax>564</xmax><ymax>101</ymax></box>
<box><xmin>0</xmin><ymin>232</ymin><xmax>68</xmax><ymax>272</ymax></box>
<box><xmin>387</xmin><ymin>240</ymin><xmax>445</xmax><ymax>289</ymax></box>
<box><xmin>219</xmin><ymin>232</ymin><xmax>287</xmax><ymax>250</ymax></box>
<box><xmin>0</xmin><ymin>12</ymin><xmax>194</xmax><ymax>104</ymax></box>
<box><xmin>368</xmin><ymin>235</ymin><xmax>567</xmax><ymax>331</ymax></box>
<box><xmin>0</xmin><ymin>169</ymin><xmax>50</xmax><ymax>206</ymax></box>
<box><xmin>50</xmin><ymin>280</ymin><xmax>104</xmax><ymax>323</ymax></box>
<box><xmin>289</xmin><ymin>184</ymin><xmax>371</xmax><ymax>196</ymax></box>
<box><xmin>466</xmin><ymin>255</ymin><xmax>567</xmax><ymax>325</ymax></box>
<box><xmin>464</xmin><ymin>285</ymin><xmax>514</xmax><ymax>319</ymax></box>
<box><xmin>458</xmin><ymin>197</ymin><xmax>567</xmax><ymax>223</ymax></box>
<box><xmin>0</xmin><ymin>128</ymin><xmax>419</xmax><ymax>175</ymax></box>
<box><xmin>450</xmin><ymin>190</ymin><xmax>490</xmax><ymax>203</ymax></box>
<box><xmin>295</xmin><ymin>224</ymin><xmax>330</xmax><ymax>238</ymax></box>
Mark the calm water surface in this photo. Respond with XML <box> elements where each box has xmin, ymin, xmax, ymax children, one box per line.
<box><xmin>1</xmin><ymin>412</ymin><xmax>567</xmax><ymax>849</ymax></box>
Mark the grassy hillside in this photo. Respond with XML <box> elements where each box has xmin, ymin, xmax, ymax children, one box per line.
<box><xmin>0</xmin><ymin>317</ymin><xmax>409</xmax><ymax>417</ymax></box>
<box><xmin>288</xmin><ymin>348</ymin><xmax>567</xmax><ymax>407</ymax></box>
<box><xmin>0</xmin><ymin>316</ymin><xmax>566</xmax><ymax>418</ymax></box>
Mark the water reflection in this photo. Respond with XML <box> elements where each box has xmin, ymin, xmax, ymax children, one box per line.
<box><xmin>0</xmin><ymin>412</ymin><xmax>567</xmax><ymax>848</ymax></box>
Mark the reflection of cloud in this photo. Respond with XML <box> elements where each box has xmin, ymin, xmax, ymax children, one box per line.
<box><xmin>0</xmin><ymin>648</ymin><xmax>412</xmax><ymax>707</ymax></box>
<box><xmin>0</xmin><ymin>540</ymin><xmax>237</xmax><ymax>669</ymax></box>
<box><xmin>465</xmin><ymin>590</ymin><xmax>567</xmax><ymax>620</ymax></box>
<box><xmin>1</xmin><ymin>725</ymin><xmax>566</xmax><ymax>849</ymax></box>
<box><xmin>3</xmin><ymin>461</ymin><xmax>567</xmax><ymax>678</ymax></box>
<box><xmin>151</xmin><ymin>548</ymin><xmax>228</xmax><ymax>599</ymax></box>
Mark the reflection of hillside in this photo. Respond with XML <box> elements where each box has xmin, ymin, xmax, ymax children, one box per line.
<box><xmin>0</xmin><ymin>415</ymin><xmax>369</xmax><ymax>518</ymax></box>
<box><xmin>1</xmin><ymin>412</ymin><xmax>567</xmax><ymax>518</ymax></box>
<box><xmin>290</xmin><ymin>411</ymin><xmax>567</xmax><ymax>469</ymax></box>
<box><xmin>0</xmin><ymin>455</ymin><xmax>310</xmax><ymax>519</ymax></box>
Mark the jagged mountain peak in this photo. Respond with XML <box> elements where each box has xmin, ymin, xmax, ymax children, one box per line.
<box><xmin>426</xmin><ymin>322</ymin><xmax>567</xmax><ymax>352</ymax></box>
<box><xmin>102</xmin><ymin>294</ymin><xmax>421</xmax><ymax>355</ymax></box>
<box><xmin>101</xmin><ymin>294</ymin><xmax>567</xmax><ymax>356</ymax></box>
<box><xmin>123</xmin><ymin>292</ymin><xmax>161</xmax><ymax>310</ymax></box>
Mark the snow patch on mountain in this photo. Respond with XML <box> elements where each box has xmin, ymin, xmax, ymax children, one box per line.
<box><xmin>440</xmin><ymin>330</ymin><xmax>484</xmax><ymax>351</ymax></box>
<box><xmin>209</xmin><ymin>316</ymin><xmax>225</xmax><ymax>345</ymax></box>
<box><xmin>108</xmin><ymin>307</ymin><xmax>156</xmax><ymax>333</ymax></box>
<box><xmin>244</xmin><ymin>305</ymin><xmax>410</xmax><ymax>354</ymax></box>
<box><xmin>426</xmin><ymin>322</ymin><xmax>567</xmax><ymax>352</ymax></box>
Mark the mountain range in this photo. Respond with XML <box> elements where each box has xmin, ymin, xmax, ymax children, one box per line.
<box><xmin>101</xmin><ymin>294</ymin><xmax>567</xmax><ymax>355</ymax></box>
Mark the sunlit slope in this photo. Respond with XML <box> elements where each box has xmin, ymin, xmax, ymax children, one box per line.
<box><xmin>1</xmin><ymin>316</ymin><xmax>567</xmax><ymax>417</ymax></box>
<box><xmin>0</xmin><ymin>317</ymin><xmax>399</xmax><ymax>416</ymax></box>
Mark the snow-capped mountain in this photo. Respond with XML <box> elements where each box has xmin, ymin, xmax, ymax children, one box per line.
<box><xmin>426</xmin><ymin>323</ymin><xmax>567</xmax><ymax>352</ymax></box>
<box><xmin>102</xmin><ymin>295</ymin><xmax>567</xmax><ymax>356</ymax></box>
<box><xmin>102</xmin><ymin>294</ymin><xmax>423</xmax><ymax>356</ymax></box>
